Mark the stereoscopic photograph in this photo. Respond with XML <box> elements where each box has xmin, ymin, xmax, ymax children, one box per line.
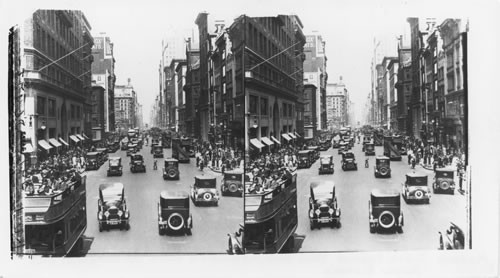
<box><xmin>3</xmin><ymin>0</ymin><xmax>499</xmax><ymax>277</ymax></box>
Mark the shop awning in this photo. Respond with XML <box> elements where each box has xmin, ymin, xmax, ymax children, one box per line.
<box><xmin>261</xmin><ymin>137</ymin><xmax>274</xmax><ymax>146</ymax></box>
<box><xmin>69</xmin><ymin>135</ymin><xmax>80</xmax><ymax>143</ymax></box>
<box><xmin>250</xmin><ymin>138</ymin><xmax>265</xmax><ymax>149</ymax></box>
<box><xmin>59</xmin><ymin>138</ymin><xmax>69</xmax><ymax>146</ymax></box>
<box><xmin>38</xmin><ymin>140</ymin><xmax>53</xmax><ymax>151</ymax></box>
<box><xmin>76</xmin><ymin>134</ymin><xmax>85</xmax><ymax>141</ymax></box>
<box><xmin>23</xmin><ymin>143</ymin><xmax>34</xmax><ymax>154</ymax></box>
<box><xmin>288</xmin><ymin>133</ymin><xmax>296</xmax><ymax>139</ymax></box>
<box><xmin>271</xmin><ymin>136</ymin><xmax>281</xmax><ymax>145</ymax></box>
<box><xmin>281</xmin><ymin>134</ymin><xmax>291</xmax><ymax>141</ymax></box>
<box><xmin>294</xmin><ymin>132</ymin><xmax>301</xmax><ymax>138</ymax></box>
<box><xmin>48</xmin><ymin>138</ymin><xmax>62</xmax><ymax>148</ymax></box>
<box><xmin>82</xmin><ymin>134</ymin><xmax>90</xmax><ymax>139</ymax></box>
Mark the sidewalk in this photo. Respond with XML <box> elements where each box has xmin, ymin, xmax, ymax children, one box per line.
<box><xmin>208</xmin><ymin>166</ymin><xmax>243</xmax><ymax>173</ymax></box>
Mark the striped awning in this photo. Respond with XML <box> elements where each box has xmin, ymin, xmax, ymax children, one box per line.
<box><xmin>69</xmin><ymin>135</ymin><xmax>80</xmax><ymax>143</ymax></box>
<box><xmin>38</xmin><ymin>140</ymin><xmax>53</xmax><ymax>150</ymax></box>
<box><xmin>288</xmin><ymin>133</ymin><xmax>296</xmax><ymax>139</ymax></box>
<box><xmin>48</xmin><ymin>138</ymin><xmax>62</xmax><ymax>147</ymax></box>
<box><xmin>281</xmin><ymin>134</ymin><xmax>291</xmax><ymax>141</ymax></box>
<box><xmin>76</xmin><ymin>134</ymin><xmax>85</xmax><ymax>141</ymax></box>
<box><xmin>261</xmin><ymin>137</ymin><xmax>274</xmax><ymax>146</ymax></box>
<box><xmin>271</xmin><ymin>136</ymin><xmax>281</xmax><ymax>145</ymax></box>
<box><xmin>59</xmin><ymin>138</ymin><xmax>69</xmax><ymax>146</ymax></box>
<box><xmin>23</xmin><ymin>143</ymin><xmax>34</xmax><ymax>153</ymax></box>
<box><xmin>250</xmin><ymin>138</ymin><xmax>264</xmax><ymax>149</ymax></box>
<box><xmin>82</xmin><ymin>133</ymin><xmax>90</xmax><ymax>139</ymax></box>
<box><xmin>294</xmin><ymin>132</ymin><xmax>301</xmax><ymax>138</ymax></box>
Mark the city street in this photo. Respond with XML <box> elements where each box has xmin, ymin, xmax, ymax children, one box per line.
<box><xmin>81</xmin><ymin>145</ymin><xmax>242</xmax><ymax>254</ymax></box>
<box><xmin>295</xmin><ymin>138</ymin><xmax>468</xmax><ymax>252</ymax></box>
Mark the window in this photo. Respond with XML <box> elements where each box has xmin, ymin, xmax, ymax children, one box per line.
<box><xmin>71</xmin><ymin>104</ymin><xmax>75</xmax><ymax>119</ymax></box>
<box><xmin>222</xmin><ymin>65</ymin><xmax>226</xmax><ymax>77</ymax></box>
<box><xmin>48</xmin><ymin>99</ymin><xmax>56</xmax><ymax>117</ymax></box>
<box><xmin>249</xmin><ymin>95</ymin><xmax>258</xmax><ymax>114</ymax></box>
<box><xmin>37</xmin><ymin>96</ymin><xmax>46</xmax><ymax>115</ymax></box>
<box><xmin>260</xmin><ymin>98</ymin><xmax>268</xmax><ymax>115</ymax></box>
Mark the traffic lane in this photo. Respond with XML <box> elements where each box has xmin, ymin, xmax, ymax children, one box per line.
<box><xmin>296</xmin><ymin>144</ymin><xmax>467</xmax><ymax>252</ymax></box>
<box><xmin>84</xmin><ymin>146</ymin><xmax>242</xmax><ymax>254</ymax></box>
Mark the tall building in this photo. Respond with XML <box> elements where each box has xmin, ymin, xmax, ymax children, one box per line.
<box><xmin>90</xmin><ymin>82</ymin><xmax>105</xmax><ymax>141</ymax></box>
<box><xmin>91</xmin><ymin>33</ymin><xmax>116</xmax><ymax>135</ymax></box>
<box><xmin>326</xmin><ymin>77</ymin><xmax>349</xmax><ymax>129</ymax></box>
<box><xmin>303</xmin><ymin>84</ymin><xmax>317</xmax><ymax>139</ymax></box>
<box><xmin>303</xmin><ymin>32</ymin><xmax>328</xmax><ymax>132</ymax></box>
<box><xmin>386</xmin><ymin>57</ymin><xmax>399</xmax><ymax>131</ymax></box>
<box><xmin>21</xmin><ymin>10</ymin><xmax>94</xmax><ymax>165</ymax></box>
<box><xmin>395</xmin><ymin>43</ymin><xmax>412</xmax><ymax>135</ymax></box>
<box><xmin>184</xmin><ymin>36</ymin><xmax>201</xmax><ymax>138</ymax></box>
<box><xmin>176</xmin><ymin>60</ymin><xmax>187</xmax><ymax>135</ymax></box>
<box><xmin>114</xmin><ymin>79</ymin><xmax>137</xmax><ymax>130</ymax></box>
<box><xmin>165</xmin><ymin>58</ymin><xmax>186</xmax><ymax>132</ymax></box>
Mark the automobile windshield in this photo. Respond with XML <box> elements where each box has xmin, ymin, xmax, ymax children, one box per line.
<box><xmin>102</xmin><ymin>191</ymin><xmax>123</xmax><ymax>207</ymax></box>
<box><xmin>436</xmin><ymin>171</ymin><xmax>453</xmax><ymax>178</ymax></box>
<box><xmin>320</xmin><ymin>157</ymin><xmax>331</xmax><ymax>164</ymax></box>
<box><xmin>344</xmin><ymin>153</ymin><xmax>354</xmax><ymax>159</ymax></box>
<box><xmin>314</xmin><ymin>189</ymin><xmax>332</xmax><ymax>201</ymax></box>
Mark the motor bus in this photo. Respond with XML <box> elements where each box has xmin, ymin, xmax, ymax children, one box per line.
<box><xmin>24</xmin><ymin>173</ymin><xmax>87</xmax><ymax>256</ymax></box>
<box><xmin>228</xmin><ymin>169</ymin><xmax>298</xmax><ymax>254</ymax></box>
<box><xmin>383</xmin><ymin>136</ymin><xmax>402</xmax><ymax>161</ymax></box>
<box><xmin>171</xmin><ymin>138</ymin><xmax>190</xmax><ymax>163</ymax></box>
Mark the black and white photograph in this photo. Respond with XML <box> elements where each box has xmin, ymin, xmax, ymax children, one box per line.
<box><xmin>2</xmin><ymin>0</ymin><xmax>499</xmax><ymax>277</ymax></box>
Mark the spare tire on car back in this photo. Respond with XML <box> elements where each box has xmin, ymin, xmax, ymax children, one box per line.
<box><xmin>203</xmin><ymin>192</ymin><xmax>212</xmax><ymax>201</ymax></box>
<box><xmin>228</xmin><ymin>183</ymin><xmax>238</xmax><ymax>193</ymax></box>
<box><xmin>440</xmin><ymin>181</ymin><xmax>450</xmax><ymax>190</ymax></box>
<box><xmin>379</xmin><ymin>167</ymin><xmax>388</xmax><ymax>175</ymax></box>
<box><xmin>168</xmin><ymin>169</ymin><xmax>177</xmax><ymax>178</ymax></box>
<box><xmin>414</xmin><ymin>190</ymin><xmax>424</xmax><ymax>199</ymax></box>
<box><xmin>168</xmin><ymin>213</ymin><xmax>184</xmax><ymax>231</ymax></box>
<box><xmin>378</xmin><ymin>211</ymin><xmax>395</xmax><ymax>229</ymax></box>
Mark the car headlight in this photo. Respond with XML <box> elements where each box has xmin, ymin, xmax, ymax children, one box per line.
<box><xmin>309</xmin><ymin>210</ymin><xmax>314</xmax><ymax>218</ymax></box>
<box><xmin>124</xmin><ymin>211</ymin><xmax>129</xmax><ymax>218</ymax></box>
<box><xmin>118</xmin><ymin>210</ymin><xmax>123</xmax><ymax>217</ymax></box>
<box><xmin>328</xmin><ymin>208</ymin><xmax>334</xmax><ymax>215</ymax></box>
<box><xmin>315</xmin><ymin>209</ymin><xmax>321</xmax><ymax>215</ymax></box>
<box><xmin>104</xmin><ymin>211</ymin><xmax>110</xmax><ymax>217</ymax></box>
<box><xmin>98</xmin><ymin>212</ymin><xmax>103</xmax><ymax>220</ymax></box>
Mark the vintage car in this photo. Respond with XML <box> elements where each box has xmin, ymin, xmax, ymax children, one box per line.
<box><xmin>307</xmin><ymin>146</ymin><xmax>320</xmax><ymax>160</ymax></box>
<box><xmin>338</xmin><ymin>142</ymin><xmax>349</xmax><ymax>154</ymax></box>
<box><xmin>121</xmin><ymin>138</ymin><xmax>129</xmax><ymax>150</ymax></box>
<box><xmin>341</xmin><ymin>151</ymin><xmax>358</xmax><ymax>171</ymax></box>
<box><xmin>85</xmin><ymin>152</ymin><xmax>100</xmax><ymax>170</ymax></box>
<box><xmin>438</xmin><ymin>222</ymin><xmax>465</xmax><ymax>250</ymax></box>
<box><xmin>158</xmin><ymin>190</ymin><xmax>192</xmax><ymax>235</ymax></box>
<box><xmin>297</xmin><ymin>150</ymin><xmax>313</xmax><ymax>169</ymax></box>
<box><xmin>162</xmin><ymin>158</ymin><xmax>179</xmax><ymax>180</ymax></box>
<box><xmin>130</xmin><ymin>138</ymin><xmax>140</xmax><ymax>148</ymax></box>
<box><xmin>191</xmin><ymin>175</ymin><xmax>219</xmax><ymax>206</ymax></box>
<box><xmin>364</xmin><ymin>142</ymin><xmax>375</xmax><ymax>156</ymax></box>
<box><xmin>318</xmin><ymin>155</ymin><xmax>334</xmax><ymax>175</ymax></box>
<box><xmin>152</xmin><ymin>144</ymin><xmax>164</xmax><ymax>158</ymax></box>
<box><xmin>98</xmin><ymin>183</ymin><xmax>130</xmax><ymax>232</ymax></box>
<box><xmin>107</xmin><ymin>157</ymin><xmax>123</xmax><ymax>176</ymax></box>
<box><xmin>402</xmin><ymin>173</ymin><xmax>431</xmax><ymax>204</ymax></box>
<box><xmin>126</xmin><ymin>143</ymin><xmax>137</xmax><ymax>156</ymax></box>
<box><xmin>309</xmin><ymin>181</ymin><xmax>341</xmax><ymax>229</ymax></box>
<box><xmin>130</xmin><ymin>153</ymin><xmax>146</xmax><ymax>173</ymax></box>
<box><xmin>362</xmin><ymin>136</ymin><xmax>372</xmax><ymax>151</ymax></box>
<box><xmin>221</xmin><ymin>169</ymin><xmax>244</xmax><ymax>197</ymax></box>
<box><xmin>433</xmin><ymin>167</ymin><xmax>455</xmax><ymax>194</ymax></box>
<box><xmin>95</xmin><ymin>148</ymin><xmax>109</xmax><ymax>165</ymax></box>
<box><xmin>369</xmin><ymin>189</ymin><xmax>403</xmax><ymax>233</ymax></box>
<box><xmin>374</xmin><ymin>156</ymin><xmax>391</xmax><ymax>178</ymax></box>
<box><xmin>318</xmin><ymin>140</ymin><xmax>330</xmax><ymax>151</ymax></box>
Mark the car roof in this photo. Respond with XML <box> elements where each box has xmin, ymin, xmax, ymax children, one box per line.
<box><xmin>109</xmin><ymin>156</ymin><xmax>121</xmax><ymax>160</ymax></box>
<box><xmin>165</xmin><ymin>158</ymin><xmax>178</xmax><ymax>162</ymax></box>
<box><xmin>406</xmin><ymin>172</ymin><xmax>427</xmax><ymax>178</ymax></box>
<box><xmin>86</xmin><ymin>152</ymin><xmax>98</xmax><ymax>155</ymax></box>
<box><xmin>376</xmin><ymin>156</ymin><xmax>390</xmax><ymax>160</ymax></box>
<box><xmin>435</xmin><ymin>167</ymin><xmax>455</xmax><ymax>172</ymax></box>
<box><xmin>320</xmin><ymin>155</ymin><xmax>333</xmax><ymax>159</ymax></box>
<box><xmin>225</xmin><ymin>169</ymin><xmax>243</xmax><ymax>175</ymax></box>
<box><xmin>371</xmin><ymin>188</ymin><xmax>399</xmax><ymax>197</ymax></box>
<box><xmin>99</xmin><ymin>182</ymin><xmax>124</xmax><ymax>192</ymax></box>
<box><xmin>160</xmin><ymin>190</ymin><xmax>189</xmax><ymax>199</ymax></box>
<box><xmin>195</xmin><ymin>174</ymin><xmax>216</xmax><ymax>181</ymax></box>
<box><xmin>310</xmin><ymin>180</ymin><xmax>335</xmax><ymax>191</ymax></box>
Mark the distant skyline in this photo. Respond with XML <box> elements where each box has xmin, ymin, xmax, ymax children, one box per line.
<box><xmin>2</xmin><ymin>0</ymin><xmax>470</xmax><ymax>126</ymax></box>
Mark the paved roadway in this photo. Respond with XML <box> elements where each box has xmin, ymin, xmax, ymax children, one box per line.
<box><xmin>81</xmin><ymin>144</ymin><xmax>242</xmax><ymax>254</ymax></box>
<box><xmin>295</xmin><ymin>138</ymin><xmax>468</xmax><ymax>252</ymax></box>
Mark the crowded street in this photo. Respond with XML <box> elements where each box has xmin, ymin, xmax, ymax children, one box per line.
<box><xmin>294</xmin><ymin>136</ymin><xmax>467</xmax><ymax>252</ymax></box>
<box><xmin>81</xmin><ymin>143</ymin><xmax>242</xmax><ymax>254</ymax></box>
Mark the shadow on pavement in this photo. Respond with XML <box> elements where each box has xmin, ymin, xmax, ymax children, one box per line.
<box><xmin>291</xmin><ymin>233</ymin><xmax>306</xmax><ymax>253</ymax></box>
<box><xmin>66</xmin><ymin>235</ymin><xmax>94</xmax><ymax>257</ymax></box>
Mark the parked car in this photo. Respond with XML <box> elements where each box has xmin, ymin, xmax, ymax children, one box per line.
<box><xmin>130</xmin><ymin>153</ymin><xmax>146</xmax><ymax>173</ymax></box>
<box><xmin>364</xmin><ymin>142</ymin><xmax>375</xmax><ymax>156</ymax></box>
<box><xmin>402</xmin><ymin>173</ymin><xmax>431</xmax><ymax>204</ymax></box>
<box><xmin>158</xmin><ymin>190</ymin><xmax>192</xmax><ymax>235</ymax></box>
<box><xmin>433</xmin><ymin>167</ymin><xmax>455</xmax><ymax>194</ymax></box>
<box><xmin>95</xmin><ymin>148</ymin><xmax>108</xmax><ymax>165</ymax></box>
<box><xmin>162</xmin><ymin>158</ymin><xmax>179</xmax><ymax>180</ymax></box>
<box><xmin>191</xmin><ymin>175</ymin><xmax>219</xmax><ymax>206</ymax></box>
<box><xmin>438</xmin><ymin>222</ymin><xmax>465</xmax><ymax>250</ymax></box>
<box><xmin>318</xmin><ymin>155</ymin><xmax>334</xmax><ymax>175</ymax></box>
<box><xmin>221</xmin><ymin>169</ymin><xmax>244</xmax><ymax>197</ymax></box>
<box><xmin>341</xmin><ymin>151</ymin><xmax>358</xmax><ymax>171</ymax></box>
<box><xmin>338</xmin><ymin>142</ymin><xmax>349</xmax><ymax>154</ymax></box>
<box><xmin>107</xmin><ymin>157</ymin><xmax>123</xmax><ymax>176</ymax></box>
<box><xmin>126</xmin><ymin>143</ymin><xmax>137</xmax><ymax>156</ymax></box>
<box><xmin>309</xmin><ymin>181</ymin><xmax>341</xmax><ymax>229</ymax></box>
<box><xmin>98</xmin><ymin>183</ymin><xmax>130</xmax><ymax>232</ymax></box>
<box><xmin>152</xmin><ymin>144</ymin><xmax>164</xmax><ymax>158</ymax></box>
<box><xmin>120</xmin><ymin>138</ymin><xmax>129</xmax><ymax>150</ymax></box>
<box><xmin>362</xmin><ymin>136</ymin><xmax>372</xmax><ymax>151</ymax></box>
<box><xmin>297</xmin><ymin>150</ymin><xmax>313</xmax><ymax>169</ymax></box>
<box><xmin>374</xmin><ymin>156</ymin><xmax>391</xmax><ymax>178</ymax></box>
<box><xmin>369</xmin><ymin>189</ymin><xmax>403</xmax><ymax>233</ymax></box>
<box><xmin>85</xmin><ymin>152</ymin><xmax>100</xmax><ymax>170</ymax></box>
<box><xmin>307</xmin><ymin>146</ymin><xmax>320</xmax><ymax>160</ymax></box>
<box><xmin>318</xmin><ymin>140</ymin><xmax>330</xmax><ymax>151</ymax></box>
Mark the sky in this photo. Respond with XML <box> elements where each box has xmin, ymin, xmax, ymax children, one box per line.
<box><xmin>0</xmin><ymin>0</ymin><xmax>475</xmax><ymax>126</ymax></box>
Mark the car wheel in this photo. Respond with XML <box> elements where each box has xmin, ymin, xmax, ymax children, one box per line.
<box><xmin>159</xmin><ymin>226</ymin><xmax>164</xmax><ymax>235</ymax></box>
<box><xmin>99</xmin><ymin>224</ymin><xmax>103</xmax><ymax>232</ymax></box>
<box><xmin>310</xmin><ymin>221</ymin><xmax>315</xmax><ymax>230</ymax></box>
<box><xmin>228</xmin><ymin>238</ymin><xmax>233</xmax><ymax>254</ymax></box>
<box><xmin>369</xmin><ymin>225</ymin><xmax>375</xmax><ymax>234</ymax></box>
<box><xmin>186</xmin><ymin>228</ymin><xmax>192</xmax><ymax>236</ymax></box>
<box><xmin>397</xmin><ymin>226</ymin><xmax>403</xmax><ymax>233</ymax></box>
<box><xmin>126</xmin><ymin>223</ymin><xmax>130</xmax><ymax>231</ymax></box>
<box><xmin>336</xmin><ymin>220</ymin><xmax>342</xmax><ymax>229</ymax></box>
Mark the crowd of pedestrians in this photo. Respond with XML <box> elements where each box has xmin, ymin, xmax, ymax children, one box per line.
<box><xmin>403</xmin><ymin>136</ymin><xmax>465</xmax><ymax>173</ymax></box>
<box><xmin>193</xmin><ymin>141</ymin><xmax>243</xmax><ymax>174</ymax></box>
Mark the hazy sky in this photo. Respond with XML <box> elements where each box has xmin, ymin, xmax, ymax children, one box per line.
<box><xmin>2</xmin><ymin>0</ymin><xmax>471</xmax><ymax>125</ymax></box>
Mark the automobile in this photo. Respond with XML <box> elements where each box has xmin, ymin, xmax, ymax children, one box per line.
<box><xmin>341</xmin><ymin>151</ymin><xmax>358</xmax><ymax>171</ymax></box>
<box><xmin>130</xmin><ymin>153</ymin><xmax>146</xmax><ymax>173</ymax></box>
<box><xmin>362</xmin><ymin>136</ymin><xmax>372</xmax><ymax>151</ymax></box>
<box><xmin>338</xmin><ymin>142</ymin><xmax>349</xmax><ymax>154</ymax></box>
<box><xmin>106</xmin><ymin>141</ymin><xmax>118</xmax><ymax>153</ymax></box>
<box><xmin>297</xmin><ymin>150</ymin><xmax>313</xmax><ymax>169</ymax></box>
<box><xmin>402</xmin><ymin>173</ymin><xmax>431</xmax><ymax>204</ymax></box>
<box><xmin>98</xmin><ymin>183</ymin><xmax>130</xmax><ymax>232</ymax></box>
<box><xmin>309</xmin><ymin>181</ymin><xmax>341</xmax><ymax>229</ymax></box>
<box><xmin>438</xmin><ymin>222</ymin><xmax>465</xmax><ymax>250</ymax></box>
<box><xmin>158</xmin><ymin>190</ymin><xmax>192</xmax><ymax>235</ymax></box>
<box><xmin>221</xmin><ymin>169</ymin><xmax>244</xmax><ymax>197</ymax></box>
<box><xmin>369</xmin><ymin>189</ymin><xmax>403</xmax><ymax>233</ymax></box>
<box><xmin>162</xmin><ymin>158</ymin><xmax>180</xmax><ymax>180</ymax></box>
<box><xmin>107</xmin><ymin>157</ymin><xmax>123</xmax><ymax>176</ymax></box>
<box><xmin>152</xmin><ymin>144</ymin><xmax>164</xmax><ymax>158</ymax></box>
<box><xmin>95</xmin><ymin>148</ymin><xmax>109</xmax><ymax>165</ymax></box>
<box><xmin>130</xmin><ymin>137</ymin><xmax>139</xmax><ymax>147</ymax></box>
<box><xmin>318</xmin><ymin>140</ymin><xmax>330</xmax><ymax>151</ymax></box>
<box><xmin>191</xmin><ymin>175</ymin><xmax>219</xmax><ymax>206</ymax></box>
<box><xmin>126</xmin><ymin>143</ymin><xmax>137</xmax><ymax>156</ymax></box>
<box><xmin>433</xmin><ymin>167</ymin><xmax>455</xmax><ymax>194</ymax></box>
<box><xmin>85</xmin><ymin>152</ymin><xmax>100</xmax><ymax>170</ymax></box>
<box><xmin>364</xmin><ymin>142</ymin><xmax>375</xmax><ymax>156</ymax></box>
<box><xmin>307</xmin><ymin>146</ymin><xmax>320</xmax><ymax>160</ymax></box>
<box><xmin>374</xmin><ymin>156</ymin><xmax>391</xmax><ymax>178</ymax></box>
<box><xmin>121</xmin><ymin>138</ymin><xmax>129</xmax><ymax>150</ymax></box>
<box><xmin>318</xmin><ymin>155</ymin><xmax>334</xmax><ymax>175</ymax></box>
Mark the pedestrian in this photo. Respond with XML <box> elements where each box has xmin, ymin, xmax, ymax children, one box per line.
<box><xmin>365</xmin><ymin>158</ymin><xmax>369</xmax><ymax>168</ymax></box>
<box><xmin>411</xmin><ymin>155</ymin><xmax>416</xmax><ymax>169</ymax></box>
<box><xmin>153</xmin><ymin>159</ymin><xmax>158</xmax><ymax>170</ymax></box>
